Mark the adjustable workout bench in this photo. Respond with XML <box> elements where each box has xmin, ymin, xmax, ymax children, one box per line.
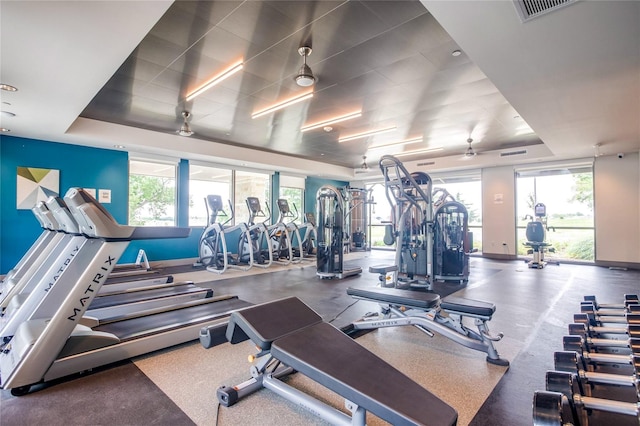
<box><xmin>347</xmin><ymin>284</ymin><xmax>509</xmax><ymax>367</ymax></box>
<box><xmin>209</xmin><ymin>297</ymin><xmax>458</xmax><ymax>425</ymax></box>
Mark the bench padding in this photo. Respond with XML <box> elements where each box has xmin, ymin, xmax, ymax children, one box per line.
<box><xmin>440</xmin><ymin>296</ymin><xmax>495</xmax><ymax>317</ymax></box>
<box><xmin>347</xmin><ymin>286</ymin><xmax>440</xmax><ymax>309</ymax></box>
<box><xmin>348</xmin><ymin>287</ymin><xmax>495</xmax><ymax>317</ymax></box>
<box><xmin>225</xmin><ymin>297</ymin><xmax>322</xmax><ymax>349</ymax></box>
<box><xmin>272</xmin><ymin>321</ymin><xmax>458</xmax><ymax>426</ymax></box>
<box><xmin>227</xmin><ymin>297</ymin><xmax>458</xmax><ymax>426</ymax></box>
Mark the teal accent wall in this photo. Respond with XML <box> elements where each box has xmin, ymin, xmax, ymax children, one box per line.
<box><xmin>0</xmin><ymin>136</ymin><xmax>128</xmax><ymax>273</ymax></box>
<box><xmin>176</xmin><ymin>159</ymin><xmax>190</xmax><ymax>228</ymax></box>
<box><xmin>305</xmin><ymin>176</ymin><xmax>349</xmax><ymax>217</ymax></box>
<box><xmin>271</xmin><ymin>171</ymin><xmax>280</xmax><ymax>225</ymax></box>
<box><xmin>0</xmin><ymin>136</ymin><xmax>199</xmax><ymax>274</ymax></box>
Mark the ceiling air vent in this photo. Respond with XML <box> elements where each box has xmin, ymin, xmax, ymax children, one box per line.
<box><xmin>500</xmin><ymin>149</ymin><xmax>528</xmax><ymax>157</ymax></box>
<box><xmin>513</xmin><ymin>0</ymin><xmax>578</xmax><ymax>22</ymax></box>
<box><xmin>417</xmin><ymin>161</ymin><xmax>435</xmax><ymax>167</ymax></box>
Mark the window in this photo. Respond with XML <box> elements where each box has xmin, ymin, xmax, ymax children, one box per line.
<box><xmin>430</xmin><ymin>173</ymin><xmax>482</xmax><ymax>252</ymax></box>
<box><xmin>278</xmin><ymin>175</ymin><xmax>305</xmax><ymax>225</ymax></box>
<box><xmin>365</xmin><ymin>172</ymin><xmax>482</xmax><ymax>251</ymax></box>
<box><xmin>516</xmin><ymin>164</ymin><xmax>594</xmax><ymax>261</ymax></box>
<box><xmin>129</xmin><ymin>159</ymin><xmax>176</xmax><ymax>226</ymax></box>
<box><xmin>235</xmin><ymin>170</ymin><xmax>270</xmax><ymax>224</ymax></box>
<box><xmin>279</xmin><ymin>187</ymin><xmax>304</xmax><ymax>225</ymax></box>
<box><xmin>189</xmin><ymin>165</ymin><xmax>232</xmax><ymax>226</ymax></box>
<box><xmin>367</xmin><ymin>182</ymin><xmax>393</xmax><ymax>248</ymax></box>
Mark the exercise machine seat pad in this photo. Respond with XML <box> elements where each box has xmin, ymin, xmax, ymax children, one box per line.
<box><xmin>225</xmin><ymin>297</ymin><xmax>323</xmax><ymax>349</ymax></box>
<box><xmin>369</xmin><ymin>264</ymin><xmax>398</xmax><ymax>274</ymax></box>
<box><xmin>347</xmin><ymin>286</ymin><xmax>440</xmax><ymax>310</ymax></box>
<box><xmin>271</xmin><ymin>322</ymin><xmax>458</xmax><ymax>426</ymax></box>
<box><xmin>440</xmin><ymin>296</ymin><xmax>495</xmax><ymax>317</ymax></box>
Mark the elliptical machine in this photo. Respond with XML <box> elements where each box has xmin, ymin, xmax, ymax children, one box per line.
<box><xmin>523</xmin><ymin>202</ymin><xmax>555</xmax><ymax>269</ymax></box>
<box><xmin>245</xmin><ymin>197</ymin><xmax>273</xmax><ymax>268</ymax></box>
<box><xmin>284</xmin><ymin>201</ymin><xmax>317</xmax><ymax>262</ymax></box>
<box><xmin>299</xmin><ymin>212</ymin><xmax>318</xmax><ymax>260</ymax></box>
<box><xmin>197</xmin><ymin>195</ymin><xmax>253</xmax><ymax>274</ymax></box>
<box><xmin>275</xmin><ymin>199</ymin><xmax>304</xmax><ymax>263</ymax></box>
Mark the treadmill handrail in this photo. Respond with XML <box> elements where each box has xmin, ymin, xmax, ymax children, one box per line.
<box><xmin>64</xmin><ymin>188</ymin><xmax>190</xmax><ymax>240</ymax></box>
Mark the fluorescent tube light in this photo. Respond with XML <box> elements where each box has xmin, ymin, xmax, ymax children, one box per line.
<box><xmin>186</xmin><ymin>61</ymin><xmax>244</xmax><ymax>101</ymax></box>
<box><xmin>301</xmin><ymin>111</ymin><xmax>362</xmax><ymax>132</ymax></box>
<box><xmin>368</xmin><ymin>136</ymin><xmax>423</xmax><ymax>150</ymax></box>
<box><xmin>252</xmin><ymin>90</ymin><xmax>314</xmax><ymax>119</ymax></box>
<box><xmin>395</xmin><ymin>147</ymin><xmax>444</xmax><ymax>157</ymax></box>
<box><xmin>338</xmin><ymin>126</ymin><xmax>396</xmax><ymax>142</ymax></box>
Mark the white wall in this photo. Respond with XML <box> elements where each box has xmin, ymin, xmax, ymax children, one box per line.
<box><xmin>594</xmin><ymin>152</ymin><xmax>640</xmax><ymax>264</ymax></box>
<box><xmin>481</xmin><ymin>166</ymin><xmax>517</xmax><ymax>258</ymax></box>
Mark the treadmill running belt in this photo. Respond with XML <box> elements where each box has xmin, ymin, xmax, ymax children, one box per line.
<box><xmin>95</xmin><ymin>297</ymin><xmax>252</xmax><ymax>342</ymax></box>
<box><xmin>90</xmin><ymin>285</ymin><xmax>211</xmax><ymax>309</ymax></box>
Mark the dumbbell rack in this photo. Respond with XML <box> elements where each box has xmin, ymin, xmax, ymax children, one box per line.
<box><xmin>533</xmin><ymin>294</ymin><xmax>640</xmax><ymax>426</ymax></box>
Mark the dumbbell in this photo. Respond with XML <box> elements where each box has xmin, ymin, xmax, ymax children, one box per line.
<box><xmin>583</xmin><ymin>295</ymin><xmax>639</xmax><ymax>311</ymax></box>
<box><xmin>532</xmin><ymin>390</ymin><xmax>573</xmax><ymax>426</ymax></box>
<box><xmin>554</xmin><ymin>350</ymin><xmax>640</xmax><ymax>399</ymax></box>
<box><xmin>563</xmin><ymin>335</ymin><xmax>639</xmax><ymax>373</ymax></box>
<box><xmin>540</xmin><ymin>371</ymin><xmax>640</xmax><ymax>425</ymax></box>
<box><xmin>580</xmin><ymin>303</ymin><xmax>640</xmax><ymax>326</ymax></box>
<box><xmin>574</xmin><ymin>313</ymin><xmax>640</xmax><ymax>338</ymax></box>
<box><xmin>568</xmin><ymin>323</ymin><xmax>640</xmax><ymax>355</ymax></box>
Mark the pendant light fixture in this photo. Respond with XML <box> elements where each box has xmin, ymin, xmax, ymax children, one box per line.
<box><xmin>295</xmin><ymin>46</ymin><xmax>316</xmax><ymax>87</ymax></box>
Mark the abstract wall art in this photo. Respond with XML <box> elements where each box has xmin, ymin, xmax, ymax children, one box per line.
<box><xmin>16</xmin><ymin>167</ymin><xmax>60</xmax><ymax>209</ymax></box>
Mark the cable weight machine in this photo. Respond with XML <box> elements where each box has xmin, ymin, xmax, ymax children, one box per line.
<box><xmin>315</xmin><ymin>185</ymin><xmax>362</xmax><ymax>279</ymax></box>
<box><xmin>377</xmin><ymin>155</ymin><xmax>470</xmax><ymax>289</ymax></box>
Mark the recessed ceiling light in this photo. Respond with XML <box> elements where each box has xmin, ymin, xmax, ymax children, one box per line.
<box><xmin>338</xmin><ymin>126</ymin><xmax>396</xmax><ymax>143</ymax></box>
<box><xmin>114</xmin><ymin>144</ymin><xmax>126</xmax><ymax>149</ymax></box>
<box><xmin>451</xmin><ymin>50</ymin><xmax>462</xmax><ymax>57</ymax></box>
<box><xmin>1</xmin><ymin>127</ymin><xmax>11</xmax><ymax>132</ymax></box>
<box><xmin>368</xmin><ymin>136</ymin><xmax>423</xmax><ymax>150</ymax></box>
<box><xmin>301</xmin><ymin>111</ymin><xmax>361</xmax><ymax>132</ymax></box>
<box><xmin>252</xmin><ymin>90</ymin><xmax>314</xmax><ymax>119</ymax></box>
<box><xmin>0</xmin><ymin>84</ymin><xmax>18</xmax><ymax>92</ymax></box>
<box><xmin>395</xmin><ymin>147</ymin><xmax>443</xmax><ymax>157</ymax></box>
<box><xmin>186</xmin><ymin>60</ymin><xmax>244</xmax><ymax>101</ymax></box>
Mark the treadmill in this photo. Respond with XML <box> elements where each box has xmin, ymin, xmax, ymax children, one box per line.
<box><xmin>0</xmin><ymin>188</ymin><xmax>251</xmax><ymax>396</ymax></box>
<box><xmin>0</xmin><ymin>197</ymin><xmax>209</xmax><ymax>342</ymax></box>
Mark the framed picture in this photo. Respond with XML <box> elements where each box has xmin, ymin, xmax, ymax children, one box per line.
<box><xmin>16</xmin><ymin>167</ymin><xmax>60</xmax><ymax>209</ymax></box>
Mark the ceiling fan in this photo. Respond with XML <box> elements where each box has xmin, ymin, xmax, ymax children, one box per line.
<box><xmin>354</xmin><ymin>155</ymin><xmax>370</xmax><ymax>174</ymax></box>
<box><xmin>295</xmin><ymin>46</ymin><xmax>316</xmax><ymax>87</ymax></box>
<box><xmin>178</xmin><ymin>111</ymin><xmax>193</xmax><ymax>137</ymax></box>
<box><xmin>361</xmin><ymin>155</ymin><xmax>369</xmax><ymax>170</ymax></box>
<box><xmin>464</xmin><ymin>138</ymin><xmax>476</xmax><ymax>158</ymax></box>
